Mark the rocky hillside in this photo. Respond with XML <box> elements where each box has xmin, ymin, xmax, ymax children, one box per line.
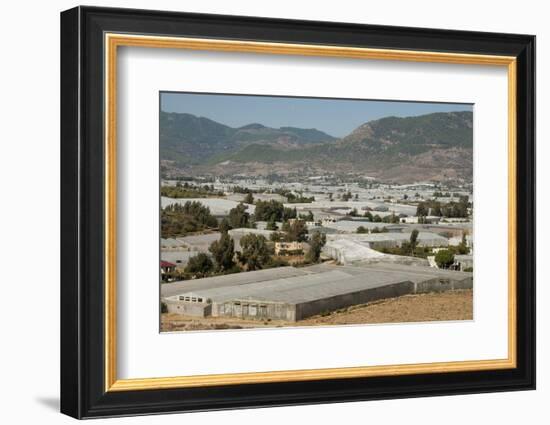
<box><xmin>160</xmin><ymin>112</ymin><xmax>336</xmax><ymax>164</ymax></box>
<box><xmin>160</xmin><ymin>111</ymin><xmax>473</xmax><ymax>183</ymax></box>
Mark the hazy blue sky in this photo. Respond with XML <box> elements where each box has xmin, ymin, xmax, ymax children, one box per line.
<box><xmin>161</xmin><ymin>92</ymin><xmax>473</xmax><ymax>138</ymax></box>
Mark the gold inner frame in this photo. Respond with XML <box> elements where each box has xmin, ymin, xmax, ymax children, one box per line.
<box><xmin>104</xmin><ymin>33</ymin><xmax>517</xmax><ymax>392</ymax></box>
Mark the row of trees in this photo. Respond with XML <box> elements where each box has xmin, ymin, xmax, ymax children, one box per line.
<box><xmin>351</xmin><ymin>210</ymin><xmax>401</xmax><ymax>224</ymax></box>
<box><xmin>185</xmin><ymin>231</ymin><xmax>273</xmax><ymax>275</ymax></box>
<box><xmin>254</xmin><ymin>200</ymin><xmax>297</xmax><ymax>222</ymax></box>
<box><xmin>184</xmin><ymin>226</ymin><xmax>326</xmax><ymax>277</ymax></box>
<box><xmin>161</xmin><ymin>202</ymin><xmax>218</xmax><ymax>237</ymax></box>
<box><xmin>161</xmin><ymin>183</ymin><xmax>223</xmax><ymax>198</ymax></box>
<box><xmin>416</xmin><ymin>196</ymin><xmax>470</xmax><ymax>218</ymax></box>
<box><xmin>286</xmin><ymin>193</ymin><xmax>315</xmax><ymax>203</ymax></box>
<box><xmin>272</xmin><ymin>188</ymin><xmax>315</xmax><ymax>203</ymax></box>
<box><xmin>222</xmin><ymin>200</ymin><xmax>299</xmax><ymax>232</ymax></box>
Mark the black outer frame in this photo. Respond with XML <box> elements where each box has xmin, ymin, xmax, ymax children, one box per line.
<box><xmin>60</xmin><ymin>5</ymin><xmax>536</xmax><ymax>419</ymax></box>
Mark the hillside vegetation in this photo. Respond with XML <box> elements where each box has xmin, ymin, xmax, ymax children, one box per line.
<box><xmin>160</xmin><ymin>110</ymin><xmax>473</xmax><ymax>182</ymax></box>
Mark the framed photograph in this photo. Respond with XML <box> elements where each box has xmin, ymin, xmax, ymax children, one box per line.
<box><xmin>60</xmin><ymin>6</ymin><xmax>535</xmax><ymax>419</ymax></box>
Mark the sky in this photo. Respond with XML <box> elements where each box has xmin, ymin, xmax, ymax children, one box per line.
<box><xmin>161</xmin><ymin>92</ymin><xmax>473</xmax><ymax>138</ymax></box>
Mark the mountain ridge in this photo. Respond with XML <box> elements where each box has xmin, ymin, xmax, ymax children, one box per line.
<box><xmin>160</xmin><ymin>110</ymin><xmax>473</xmax><ymax>183</ymax></box>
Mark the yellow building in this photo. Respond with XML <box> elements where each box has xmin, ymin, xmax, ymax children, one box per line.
<box><xmin>275</xmin><ymin>241</ymin><xmax>304</xmax><ymax>256</ymax></box>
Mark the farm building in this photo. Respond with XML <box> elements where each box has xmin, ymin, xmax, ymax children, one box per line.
<box><xmin>255</xmin><ymin>221</ymin><xmax>284</xmax><ymax>231</ymax></box>
<box><xmin>322</xmin><ymin>238</ymin><xmax>428</xmax><ymax>266</ymax></box>
<box><xmin>160</xmin><ymin>238</ymin><xmax>188</xmax><ymax>250</ymax></box>
<box><xmin>160</xmin><ymin>260</ymin><xmax>177</xmax><ymax>281</ymax></box>
<box><xmin>323</xmin><ymin>220</ymin><xmax>407</xmax><ymax>233</ymax></box>
<box><xmin>323</xmin><ymin>231</ymin><xmax>448</xmax><ymax>252</ymax></box>
<box><xmin>161</xmin><ymin>251</ymin><xmax>200</xmax><ymax>269</ymax></box>
<box><xmin>228</xmin><ymin>228</ymin><xmax>274</xmax><ymax>239</ymax></box>
<box><xmin>454</xmin><ymin>255</ymin><xmax>474</xmax><ymax>271</ymax></box>
<box><xmin>274</xmin><ymin>241</ymin><xmax>304</xmax><ymax>255</ymax></box>
<box><xmin>178</xmin><ymin>232</ymin><xmax>221</xmax><ymax>253</ymax></box>
<box><xmin>161</xmin><ymin>263</ymin><xmax>472</xmax><ymax>321</ymax></box>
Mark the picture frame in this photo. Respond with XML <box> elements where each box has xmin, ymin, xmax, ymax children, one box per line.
<box><xmin>60</xmin><ymin>5</ymin><xmax>535</xmax><ymax>419</ymax></box>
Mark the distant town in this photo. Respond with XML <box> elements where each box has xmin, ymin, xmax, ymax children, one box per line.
<box><xmin>160</xmin><ymin>173</ymin><xmax>473</xmax><ymax>331</ymax></box>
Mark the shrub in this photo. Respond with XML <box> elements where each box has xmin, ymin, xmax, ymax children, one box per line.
<box><xmin>184</xmin><ymin>253</ymin><xmax>214</xmax><ymax>275</ymax></box>
<box><xmin>238</xmin><ymin>234</ymin><xmax>271</xmax><ymax>270</ymax></box>
<box><xmin>435</xmin><ymin>249</ymin><xmax>455</xmax><ymax>269</ymax></box>
<box><xmin>306</xmin><ymin>231</ymin><xmax>326</xmax><ymax>263</ymax></box>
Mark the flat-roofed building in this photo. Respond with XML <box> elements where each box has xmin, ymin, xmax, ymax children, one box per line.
<box><xmin>161</xmin><ymin>263</ymin><xmax>472</xmax><ymax>321</ymax></box>
<box><xmin>274</xmin><ymin>241</ymin><xmax>304</xmax><ymax>256</ymax></box>
<box><xmin>324</xmin><ymin>232</ymin><xmax>448</xmax><ymax>251</ymax></box>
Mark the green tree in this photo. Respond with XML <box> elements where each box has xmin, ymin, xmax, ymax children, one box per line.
<box><xmin>299</xmin><ymin>211</ymin><xmax>314</xmax><ymax>221</ymax></box>
<box><xmin>160</xmin><ymin>184</ymin><xmax>223</xmax><ymax>199</ymax></box>
<box><xmin>254</xmin><ymin>200</ymin><xmax>285</xmax><ymax>222</ymax></box>
<box><xmin>457</xmin><ymin>232</ymin><xmax>469</xmax><ymax>254</ymax></box>
<box><xmin>382</xmin><ymin>213</ymin><xmax>400</xmax><ymax>224</ymax></box>
<box><xmin>209</xmin><ymin>232</ymin><xmax>235</xmax><ymax>271</ymax></box>
<box><xmin>342</xmin><ymin>191</ymin><xmax>352</xmax><ymax>201</ymax></box>
<box><xmin>266</xmin><ymin>219</ymin><xmax>278</xmax><ymax>230</ymax></box>
<box><xmin>283</xmin><ymin>207</ymin><xmax>298</xmax><ymax>221</ymax></box>
<box><xmin>238</xmin><ymin>234</ymin><xmax>271</xmax><ymax>271</ymax></box>
<box><xmin>356</xmin><ymin>226</ymin><xmax>368</xmax><ymax>234</ymax></box>
<box><xmin>243</xmin><ymin>192</ymin><xmax>254</xmax><ymax>204</ymax></box>
<box><xmin>416</xmin><ymin>202</ymin><xmax>429</xmax><ymax>217</ymax></box>
<box><xmin>435</xmin><ymin>249</ymin><xmax>455</xmax><ymax>269</ymax></box>
<box><xmin>161</xmin><ymin>201</ymin><xmax>218</xmax><ymax>237</ymax></box>
<box><xmin>282</xmin><ymin>219</ymin><xmax>308</xmax><ymax>242</ymax></box>
<box><xmin>373</xmin><ymin>214</ymin><xmax>382</xmax><ymax>223</ymax></box>
<box><xmin>228</xmin><ymin>203</ymin><xmax>250</xmax><ymax>228</ymax></box>
<box><xmin>270</xmin><ymin>231</ymin><xmax>286</xmax><ymax>242</ymax></box>
<box><xmin>219</xmin><ymin>218</ymin><xmax>231</xmax><ymax>233</ymax></box>
<box><xmin>306</xmin><ymin>231</ymin><xmax>327</xmax><ymax>263</ymax></box>
<box><xmin>184</xmin><ymin>253</ymin><xmax>214</xmax><ymax>275</ymax></box>
<box><xmin>409</xmin><ymin>229</ymin><xmax>419</xmax><ymax>254</ymax></box>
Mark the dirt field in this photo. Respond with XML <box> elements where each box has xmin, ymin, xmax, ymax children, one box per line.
<box><xmin>161</xmin><ymin>289</ymin><xmax>472</xmax><ymax>332</ymax></box>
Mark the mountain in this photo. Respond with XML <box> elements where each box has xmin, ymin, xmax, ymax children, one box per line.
<box><xmin>340</xmin><ymin>111</ymin><xmax>473</xmax><ymax>151</ymax></box>
<box><xmin>160</xmin><ymin>113</ymin><xmax>235</xmax><ymax>164</ymax></box>
<box><xmin>160</xmin><ymin>111</ymin><xmax>473</xmax><ymax>183</ymax></box>
<box><xmin>160</xmin><ymin>112</ymin><xmax>336</xmax><ymax>164</ymax></box>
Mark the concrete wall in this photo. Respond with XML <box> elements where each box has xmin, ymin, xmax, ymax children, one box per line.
<box><xmin>295</xmin><ymin>276</ymin><xmax>472</xmax><ymax>321</ymax></box>
<box><xmin>368</xmin><ymin>238</ymin><xmax>448</xmax><ymax>250</ymax></box>
<box><xmin>295</xmin><ymin>281</ymin><xmax>414</xmax><ymax>320</ymax></box>
<box><xmin>414</xmin><ymin>276</ymin><xmax>473</xmax><ymax>293</ymax></box>
<box><xmin>164</xmin><ymin>300</ymin><xmax>212</xmax><ymax>317</ymax></box>
<box><xmin>213</xmin><ymin>300</ymin><xmax>296</xmax><ymax>321</ymax></box>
